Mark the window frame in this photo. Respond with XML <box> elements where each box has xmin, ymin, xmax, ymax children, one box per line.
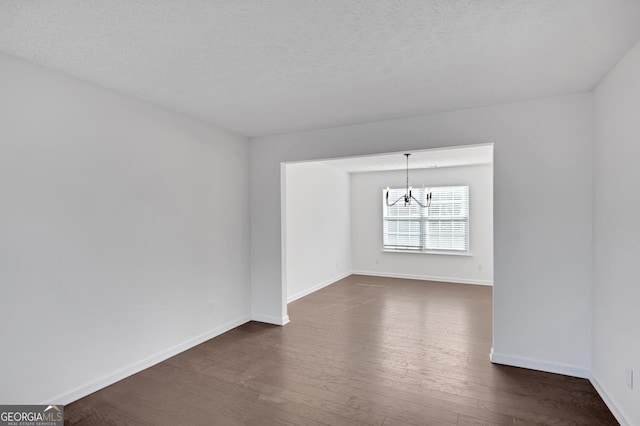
<box><xmin>382</xmin><ymin>185</ymin><xmax>470</xmax><ymax>255</ymax></box>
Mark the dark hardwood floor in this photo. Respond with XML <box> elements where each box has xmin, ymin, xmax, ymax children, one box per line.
<box><xmin>66</xmin><ymin>275</ymin><xmax>616</xmax><ymax>425</ymax></box>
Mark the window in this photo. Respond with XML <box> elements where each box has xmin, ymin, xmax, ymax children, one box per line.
<box><xmin>383</xmin><ymin>185</ymin><xmax>469</xmax><ymax>252</ymax></box>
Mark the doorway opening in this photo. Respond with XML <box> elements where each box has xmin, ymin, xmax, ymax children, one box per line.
<box><xmin>281</xmin><ymin>143</ymin><xmax>494</xmax><ymax>312</ymax></box>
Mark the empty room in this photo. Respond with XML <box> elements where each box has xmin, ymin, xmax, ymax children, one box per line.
<box><xmin>1</xmin><ymin>1</ymin><xmax>639</xmax><ymax>425</ymax></box>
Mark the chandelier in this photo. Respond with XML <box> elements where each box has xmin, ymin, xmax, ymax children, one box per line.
<box><xmin>385</xmin><ymin>153</ymin><xmax>432</xmax><ymax>208</ymax></box>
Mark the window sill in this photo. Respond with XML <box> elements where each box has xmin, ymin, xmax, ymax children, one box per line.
<box><xmin>382</xmin><ymin>249</ymin><xmax>472</xmax><ymax>257</ymax></box>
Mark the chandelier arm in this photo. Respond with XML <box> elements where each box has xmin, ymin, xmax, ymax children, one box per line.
<box><xmin>410</xmin><ymin>194</ymin><xmax>427</xmax><ymax>208</ymax></box>
<box><xmin>386</xmin><ymin>195</ymin><xmax>405</xmax><ymax>207</ymax></box>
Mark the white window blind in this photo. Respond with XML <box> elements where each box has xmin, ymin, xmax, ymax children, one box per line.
<box><xmin>383</xmin><ymin>186</ymin><xmax>469</xmax><ymax>252</ymax></box>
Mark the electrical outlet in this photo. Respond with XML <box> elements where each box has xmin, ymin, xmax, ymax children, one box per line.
<box><xmin>208</xmin><ymin>300</ymin><xmax>214</xmax><ymax>313</ymax></box>
<box><xmin>375</xmin><ymin>258</ymin><xmax>379</xmax><ymax>264</ymax></box>
<box><xmin>626</xmin><ymin>368</ymin><xmax>634</xmax><ymax>389</ymax></box>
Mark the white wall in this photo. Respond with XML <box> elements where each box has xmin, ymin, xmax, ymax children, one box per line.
<box><xmin>351</xmin><ymin>164</ymin><xmax>493</xmax><ymax>285</ymax></box>
<box><xmin>592</xmin><ymin>40</ymin><xmax>640</xmax><ymax>425</ymax></box>
<box><xmin>251</xmin><ymin>92</ymin><xmax>593</xmax><ymax>375</ymax></box>
<box><xmin>284</xmin><ymin>162</ymin><xmax>352</xmax><ymax>304</ymax></box>
<box><xmin>0</xmin><ymin>54</ymin><xmax>251</xmax><ymax>404</ymax></box>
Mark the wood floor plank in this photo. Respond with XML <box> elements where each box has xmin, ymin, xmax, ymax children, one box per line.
<box><xmin>65</xmin><ymin>275</ymin><xmax>616</xmax><ymax>425</ymax></box>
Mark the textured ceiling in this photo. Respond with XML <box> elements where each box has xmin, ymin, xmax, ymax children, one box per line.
<box><xmin>1</xmin><ymin>1</ymin><xmax>640</xmax><ymax>137</ymax></box>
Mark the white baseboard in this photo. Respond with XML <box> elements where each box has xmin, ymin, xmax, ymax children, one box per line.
<box><xmin>287</xmin><ymin>271</ymin><xmax>352</xmax><ymax>303</ymax></box>
<box><xmin>589</xmin><ymin>371</ymin><xmax>632</xmax><ymax>426</ymax></box>
<box><xmin>352</xmin><ymin>270</ymin><xmax>492</xmax><ymax>286</ymax></box>
<box><xmin>252</xmin><ymin>313</ymin><xmax>290</xmax><ymax>326</ymax></box>
<box><xmin>489</xmin><ymin>349</ymin><xmax>589</xmax><ymax>379</ymax></box>
<box><xmin>46</xmin><ymin>314</ymin><xmax>252</xmax><ymax>405</ymax></box>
